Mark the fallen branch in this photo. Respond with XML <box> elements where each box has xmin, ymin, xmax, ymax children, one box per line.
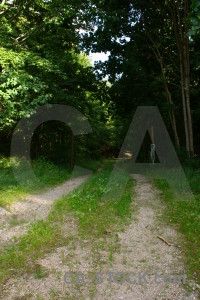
<box><xmin>157</xmin><ymin>236</ymin><xmax>171</xmax><ymax>246</ymax></box>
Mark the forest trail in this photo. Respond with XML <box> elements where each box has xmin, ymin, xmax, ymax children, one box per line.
<box><xmin>0</xmin><ymin>175</ymin><xmax>89</xmax><ymax>247</ymax></box>
<box><xmin>1</xmin><ymin>174</ymin><xmax>199</xmax><ymax>299</ymax></box>
<box><xmin>94</xmin><ymin>174</ymin><xmax>198</xmax><ymax>299</ymax></box>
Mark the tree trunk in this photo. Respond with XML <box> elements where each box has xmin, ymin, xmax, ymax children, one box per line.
<box><xmin>180</xmin><ymin>61</ymin><xmax>190</xmax><ymax>153</ymax></box>
<box><xmin>145</xmin><ymin>30</ymin><xmax>180</xmax><ymax>148</ymax></box>
<box><xmin>169</xmin><ymin>111</ymin><xmax>180</xmax><ymax>148</ymax></box>
<box><xmin>183</xmin><ymin>0</ymin><xmax>194</xmax><ymax>155</ymax></box>
<box><xmin>169</xmin><ymin>0</ymin><xmax>193</xmax><ymax>154</ymax></box>
<box><xmin>159</xmin><ymin>56</ymin><xmax>180</xmax><ymax>148</ymax></box>
<box><xmin>163</xmin><ymin>80</ymin><xmax>180</xmax><ymax>148</ymax></box>
<box><xmin>71</xmin><ymin>133</ymin><xmax>74</xmax><ymax>171</ymax></box>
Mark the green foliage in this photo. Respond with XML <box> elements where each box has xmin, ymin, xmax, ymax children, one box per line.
<box><xmin>0</xmin><ymin>0</ymin><xmax>113</xmax><ymax>160</ymax></box>
<box><xmin>80</xmin><ymin>0</ymin><xmax>200</xmax><ymax>153</ymax></box>
<box><xmin>189</xmin><ymin>0</ymin><xmax>200</xmax><ymax>36</ymax></box>
<box><xmin>0</xmin><ymin>48</ymin><xmax>52</xmax><ymax>130</ymax></box>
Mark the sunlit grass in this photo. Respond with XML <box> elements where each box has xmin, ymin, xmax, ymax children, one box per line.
<box><xmin>0</xmin><ymin>161</ymin><xmax>133</xmax><ymax>283</ymax></box>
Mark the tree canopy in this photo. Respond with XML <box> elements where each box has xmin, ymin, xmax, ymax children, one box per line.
<box><xmin>0</xmin><ymin>0</ymin><xmax>200</xmax><ymax>159</ymax></box>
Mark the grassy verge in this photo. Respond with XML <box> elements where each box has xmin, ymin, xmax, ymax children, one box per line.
<box><xmin>0</xmin><ymin>161</ymin><xmax>133</xmax><ymax>284</ymax></box>
<box><xmin>154</xmin><ymin>165</ymin><xmax>200</xmax><ymax>284</ymax></box>
<box><xmin>0</xmin><ymin>156</ymin><xmax>101</xmax><ymax>207</ymax></box>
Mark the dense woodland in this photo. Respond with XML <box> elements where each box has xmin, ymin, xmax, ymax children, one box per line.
<box><xmin>0</xmin><ymin>0</ymin><xmax>200</xmax><ymax>164</ymax></box>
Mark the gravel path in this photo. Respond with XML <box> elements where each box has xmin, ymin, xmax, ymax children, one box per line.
<box><xmin>0</xmin><ymin>175</ymin><xmax>89</xmax><ymax>246</ymax></box>
<box><xmin>95</xmin><ymin>174</ymin><xmax>198</xmax><ymax>299</ymax></box>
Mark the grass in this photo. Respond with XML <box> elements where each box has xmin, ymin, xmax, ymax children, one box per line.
<box><xmin>0</xmin><ymin>156</ymin><xmax>101</xmax><ymax>207</ymax></box>
<box><xmin>154</xmin><ymin>164</ymin><xmax>200</xmax><ymax>284</ymax></box>
<box><xmin>0</xmin><ymin>160</ymin><xmax>134</xmax><ymax>284</ymax></box>
<box><xmin>50</xmin><ymin>161</ymin><xmax>133</xmax><ymax>237</ymax></box>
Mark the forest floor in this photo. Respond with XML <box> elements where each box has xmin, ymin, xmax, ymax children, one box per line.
<box><xmin>0</xmin><ymin>171</ymin><xmax>199</xmax><ymax>299</ymax></box>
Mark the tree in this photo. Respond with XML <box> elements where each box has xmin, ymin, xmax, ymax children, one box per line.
<box><xmin>0</xmin><ymin>0</ymin><xmax>111</xmax><ymax>160</ymax></box>
<box><xmin>80</xmin><ymin>0</ymin><xmax>197</xmax><ymax>154</ymax></box>
<box><xmin>167</xmin><ymin>0</ymin><xmax>194</xmax><ymax>155</ymax></box>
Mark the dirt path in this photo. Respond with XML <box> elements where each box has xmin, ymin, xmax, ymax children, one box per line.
<box><xmin>1</xmin><ymin>174</ymin><xmax>199</xmax><ymax>299</ymax></box>
<box><xmin>0</xmin><ymin>175</ymin><xmax>89</xmax><ymax>246</ymax></box>
<box><xmin>95</xmin><ymin>174</ymin><xmax>198</xmax><ymax>299</ymax></box>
